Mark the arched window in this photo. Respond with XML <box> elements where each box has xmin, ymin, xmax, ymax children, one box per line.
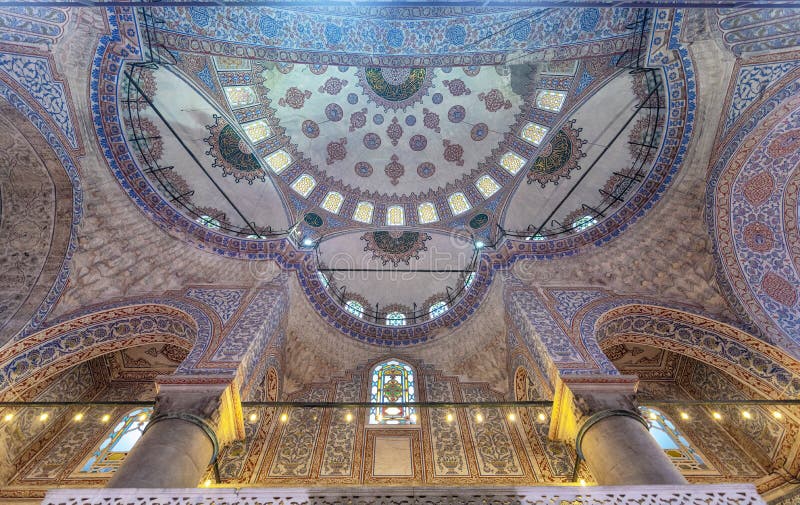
<box><xmin>369</xmin><ymin>360</ymin><xmax>416</xmax><ymax>424</ymax></box>
<box><xmin>640</xmin><ymin>407</ymin><xmax>707</xmax><ymax>471</ymax></box>
<box><xmin>80</xmin><ymin>407</ymin><xmax>152</xmax><ymax>473</ymax></box>
<box><xmin>345</xmin><ymin>300</ymin><xmax>364</xmax><ymax>318</ymax></box>
<box><xmin>572</xmin><ymin>215</ymin><xmax>597</xmax><ymax>232</ymax></box>
<box><xmin>386</xmin><ymin>311</ymin><xmax>406</xmax><ymax>326</ymax></box>
<box><xmin>464</xmin><ymin>271</ymin><xmax>476</xmax><ymax>287</ymax></box>
<box><xmin>197</xmin><ymin>215</ymin><xmax>220</xmax><ymax>230</ymax></box>
<box><xmin>429</xmin><ymin>301</ymin><xmax>448</xmax><ymax>319</ymax></box>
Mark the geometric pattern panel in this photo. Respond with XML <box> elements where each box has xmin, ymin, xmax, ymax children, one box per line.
<box><xmin>0</xmin><ymin>52</ymin><xmax>78</xmax><ymax>148</ymax></box>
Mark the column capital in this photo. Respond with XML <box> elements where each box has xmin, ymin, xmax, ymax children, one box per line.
<box><xmin>153</xmin><ymin>380</ymin><xmax>245</xmax><ymax>446</ymax></box>
<box><xmin>549</xmin><ymin>374</ymin><xmax>640</xmax><ymax>442</ymax></box>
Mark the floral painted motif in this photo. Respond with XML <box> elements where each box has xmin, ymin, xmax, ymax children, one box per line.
<box><xmin>743</xmin><ymin>222</ymin><xmax>774</xmax><ymax>253</ymax></box>
<box><xmin>356</xmin><ymin>66</ymin><xmax>433</xmax><ymax>111</ymax></box>
<box><xmin>527</xmin><ymin>120</ymin><xmax>587</xmax><ymax>187</ymax></box>
<box><xmin>478</xmin><ymin>89</ymin><xmax>512</xmax><ymax>112</ymax></box>
<box><xmin>423</xmin><ymin>108</ymin><xmax>441</xmax><ymax>133</ymax></box>
<box><xmin>409</xmin><ymin>134</ymin><xmax>427</xmax><ymax>152</ymax></box>
<box><xmin>417</xmin><ymin>162</ymin><xmax>435</xmax><ymax>179</ymax></box>
<box><xmin>742</xmin><ymin>171</ymin><xmax>774</xmax><ymax>207</ymax></box>
<box><xmin>386</xmin><ymin>117</ymin><xmax>403</xmax><ymax>146</ymax></box>
<box><xmin>278</xmin><ymin>86</ymin><xmax>311</xmax><ymax>108</ymax></box>
<box><xmin>442</xmin><ymin>78</ymin><xmax>471</xmax><ymax>96</ymax></box>
<box><xmin>318</xmin><ymin>76</ymin><xmax>348</xmax><ymax>95</ymax></box>
<box><xmin>443</xmin><ymin>140</ymin><xmax>464</xmax><ymax>166</ymax></box>
<box><xmin>349</xmin><ymin>108</ymin><xmax>368</xmax><ymax>132</ymax></box>
<box><xmin>362</xmin><ymin>231</ymin><xmax>431</xmax><ymax>266</ymax></box>
<box><xmin>355</xmin><ymin>161</ymin><xmax>373</xmax><ymax>177</ymax></box>
<box><xmin>326</xmin><ymin>138</ymin><xmax>347</xmax><ymax>165</ymax></box>
<box><xmin>385</xmin><ymin>154</ymin><xmax>405</xmax><ymax>185</ymax></box>
<box><xmin>761</xmin><ymin>273</ymin><xmax>797</xmax><ymax>307</ymax></box>
<box><xmin>205</xmin><ymin>116</ymin><xmax>266</xmax><ymax>184</ymax></box>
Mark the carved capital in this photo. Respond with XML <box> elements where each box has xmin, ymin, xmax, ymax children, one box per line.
<box><xmin>154</xmin><ymin>380</ymin><xmax>245</xmax><ymax>446</ymax></box>
<box><xmin>549</xmin><ymin>374</ymin><xmax>639</xmax><ymax>443</ymax></box>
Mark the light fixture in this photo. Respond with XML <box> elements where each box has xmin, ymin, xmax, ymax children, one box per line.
<box><xmin>712</xmin><ymin>412</ymin><xmax>722</xmax><ymax>420</ymax></box>
<box><xmin>475</xmin><ymin>412</ymin><xmax>484</xmax><ymax>423</ymax></box>
<box><xmin>474</xmin><ymin>240</ymin><xmax>485</xmax><ymax>249</ymax></box>
<box><xmin>773</xmin><ymin>411</ymin><xmax>783</xmax><ymax>420</ymax></box>
<box><xmin>203</xmin><ymin>479</ymin><xmax>212</xmax><ymax>488</ymax></box>
<box><xmin>742</xmin><ymin>410</ymin><xmax>752</xmax><ymax>420</ymax></box>
<box><xmin>280</xmin><ymin>412</ymin><xmax>289</xmax><ymax>423</ymax></box>
<box><xmin>101</xmin><ymin>414</ymin><xmax>111</xmax><ymax>423</ymax></box>
<box><xmin>302</xmin><ymin>237</ymin><xmax>315</xmax><ymax>247</ymax></box>
<box><xmin>445</xmin><ymin>412</ymin><xmax>454</xmax><ymax>423</ymax></box>
<box><xmin>74</xmin><ymin>413</ymin><xmax>84</xmax><ymax>422</ymax></box>
<box><xmin>39</xmin><ymin>412</ymin><xmax>49</xmax><ymax>422</ymax></box>
<box><xmin>507</xmin><ymin>412</ymin><xmax>516</xmax><ymax>422</ymax></box>
<box><xmin>249</xmin><ymin>413</ymin><xmax>258</xmax><ymax>423</ymax></box>
<box><xmin>345</xmin><ymin>412</ymin><xmax>353</xmax><ymax>423</ymax></box>
<box><xmin>579</xmin><ymin>478</ymin><xmax>587</xmax><ymax>486</ymax></box>
<box><xmin>537</xmin><ymin>412</ymin><xmax>546</xmax><ymax>423</ymax></box>
<box><xmin>679</xmin><ymin>412</ymin><xmax>689</xmax><ymax>420</ymax></box>
<box><xmin>3</xmin><ymin>413</ymin><xmax>13</xmax><ymax>422</ymax></box>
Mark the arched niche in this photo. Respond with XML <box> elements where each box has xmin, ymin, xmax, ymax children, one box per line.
<box><xmin>0</xmin><ymin>98</ymin><xmax>74</xmax><ymax>346</ymax></box>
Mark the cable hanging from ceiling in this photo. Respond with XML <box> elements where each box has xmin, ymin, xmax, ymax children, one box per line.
<box><xmin>496</xmin><ymin>8</ymin><xmax>665</xmax><ymax>244</ymax></box>
<box><xmin>123</xmin><ymin>7</ymin><xmax>296</xmax><ymax>240</ymax></box>
<box><xmin>308</xmin><ymin>231</ymin><xmax>483</xmax><ymax>325</ymax></box>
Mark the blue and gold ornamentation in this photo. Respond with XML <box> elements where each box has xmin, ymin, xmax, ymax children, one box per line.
<box><xmin>205</xmin><ymin>116</ymin><xmax>266</xmax><ymax>184</ymax></box>
<box><xmin>362</xmin><ymin>231</ymin><xmax>431</xmax><ymax>267</ymax></box>
<box><xmin>356</xmin><ymin>67</ymin><xmax>433</xmax><ymax>111</ymax></box>
<box><xmin>526</xmin><ymin>120</ymin><xmax>586</xmax><ymax>188</ymax></box>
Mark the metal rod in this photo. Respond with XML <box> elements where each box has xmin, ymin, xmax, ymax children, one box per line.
<box><xmin>526</xmin><ymin>81</ymin><xmax>661</xmax><ymax>240</ymax></box>
<box><xmin>123</xmin><ymin>70</ymin><xmax>260</xmax><ymax>236</ymax></box>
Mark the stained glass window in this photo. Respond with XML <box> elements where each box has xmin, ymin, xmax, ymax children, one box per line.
<box><xmin>224</xmin><ymin>86</ymin><xmax>258</xmax><ymax>108</ymax></box>
<box><xmin>429</xmin><ymin>301</ymin><xmax>448</xmax><ymax>319</ymax></box>
<box><xmin>418</xmin><ymin>202</ymin><xmax>439</xmax><ymax>224</ymax></box>
<box><xmin>500</xmin><ymin>152</ymin><xmax>527</xmax><ymax>175</ymax></box>
<box><xmin>265</xmin><ymin>149</ymin><xmax>292</xmax><ymax>173</ymax></box>
<box><xmin>521</xmin><ymin>122</ymin><xmax>548</xmax><ymax>146</ymax></box>
<box><xmin>572</xmin><ymin>215</ymin><xmax>597</xmax><ymax>232</ymax></box>
<box><xmin>321</xmin><ymin>191</ymin><xmax>344</xmax><ymax>214</ymax></box>
<box><xmin>345</xmin><ymin>300</ymin><xmax>364</xmax><ymax>318</ymax></box>
<box><xmin>80</xmin><ymin>408</ymin><xmax>152</xmax><ymax>473</ymax></box>
<box><xmin>448</xmin><ymin>192</ymin><xmax>471</xmax><ymax>215</ymax></box>
<box><xmin>535</xmin><ymin>90</ymin><xmax>567</xmax><ymax>112</ymax></box>
<box><xmin>475</xmin><ymin>175</ymin><xmax>501</xmax><ymax>198</ymax></box>
<box><xmin>242</xmin><ymin>120</ymin><xmax>273</xmax><ymax>143</ymax></box>
<box><xmin>369</xmin><ymin>360</ymin><xmax>416</xmax><ymax>425</ymax></box>
<box><xmin>464</xmin><ymin>271</ymin><xmax>476</xmax><ymax>287</ymax></box>
<box><xmin>197</xmin><ymin>215</ymin><xmax>220</xmax><ymax>230</ymax></box>
<box><xmin>386</xmin><ymin>205</ymin><xmax>405</xmax><ymax>226</ymax></box>
<box><xmin>291</xmin><ymin>174</ymin><xmax>316</xmax><ymax>197</ymax></box>
<box><xmin>353</xmin><ymin>201</ymin><xmax>374</xmax><ymax>223</ymax></box>
<box><xmin>317</xmin><ymin>271</ymin><xmax>330</xmax><ymax>288</ymax></box>
<box><xmin>640</xmin><ymin>407</ymin><xmax>708</xmax><ymax>471</ymax></box>
<box><xmin>386</xmin><ymin>311</ymin><xmax>406</xmax><ymax>326</ymax></box>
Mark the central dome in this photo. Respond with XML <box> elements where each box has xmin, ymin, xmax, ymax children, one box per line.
<box><xmin>267</xmin><ymin>63</ymin><xmax>522</xmax><ymax>198</ymax></box>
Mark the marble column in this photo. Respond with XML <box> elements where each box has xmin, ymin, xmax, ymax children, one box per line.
<box><xmin>108</xmin><ymin>383</ymin><xmax>243</xmax><ymax>488</ymax></box>
<box><xmin>550</xmin><ymin>376</ymin><xmax>687</xmax><ymax>486</ymax></box>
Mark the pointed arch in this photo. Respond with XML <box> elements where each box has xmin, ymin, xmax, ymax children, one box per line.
<box><xmin>0</xmin><ymin>296</ymin><xmax>217</xmax><ymax>400</ymax></box>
